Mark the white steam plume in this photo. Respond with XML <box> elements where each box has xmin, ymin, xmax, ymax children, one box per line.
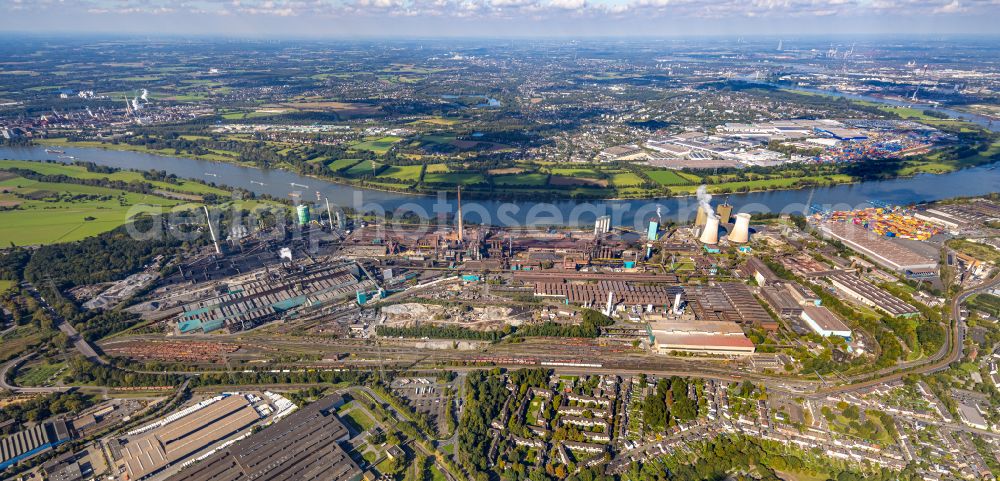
<box><xmin>696</xmin><ymin>185</ymin><xmax>717</xmax><ymax>220</ymax></box>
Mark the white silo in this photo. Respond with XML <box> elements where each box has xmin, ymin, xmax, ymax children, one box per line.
<box><xmin>729</xmin><ymin>213</ymin><xmax>751</xmax><ymax>243</ymax></box>
<box><xmin>699</xmin><ymin>216</ymin><xmax>720</xmax><ymax>245</ymax></box>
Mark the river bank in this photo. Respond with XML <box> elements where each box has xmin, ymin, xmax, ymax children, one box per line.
<box><xmin>30</xmin><ymin>137</ymin><xmax>988</xmax><ymax>203</ymax></box>
<box><xmin>3</xmin><ymin>145</ymin><xmax>998</xmax><ymax>226</ymax></box>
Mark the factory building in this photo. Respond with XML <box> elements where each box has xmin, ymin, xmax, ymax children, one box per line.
<box><xmin>176</xmin><ymin>262</ymin><xmax>373</xmax><ymax>334</ymax></box>
<box><xmin>168</xmin><ymin>395</ymin><xmax>361</xmax><ymax>481</ymax></box>
<box><xmin>828</xmin><ymin>274</ymin><xmax>920</xmax><ymax>318</ymax></box>
<box><xmin>649</xmin><ymin>320</ymin><xmax>755</xmax><ymax>356</ymax></box>
<box><xmin>741</xmin><ymin>257</ymin><xmax>781</xmax><ymax>286</ymax></box>
<box><xmin>760</xmin><ymin>285</ymin><xmax>804</xmax><ymax>318</ymax></box>
<box><xmin>119</xmin><ymin>395</ymin><xmax>260</xmax><ymax>480</ymax></box>
<box><xmin>685</xmin><ymin>283</ymin><xmax>776</xmax><ymax>331</ymax></box>
<box><xmin>0</xmin><ymin>421</ymin><xmax>72</xmax><ymax>472</ymax></box>
<box><xmin>533</xmin><ymin>281</ymin><xmax>683</xmax><ymax>312</ymax></box>
<box><xmin>818</xmin><ymin>222</ymin><xmax>937</xmax><ymax>274</ymax></box>
<box><xmin>785</xmin><ymin>282</ymin><xmax>821</xmax><ymax>306</ymax></box>
<box><xmin>800</xmin><ymin>306</ymin><xmax>852</xmax><ymax>339</ymax></box>
<box><xmin>957</xmin><ymin>403</ymin><xmax>990</xmax><ymax>431</ymax></box>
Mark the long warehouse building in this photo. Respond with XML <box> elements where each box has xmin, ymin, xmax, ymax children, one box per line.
<box><xmin>119</xmin><ymin>395</ymin><xmax>260</xmax><ymax>480</ymax></box>
<box><xmin>649</xmin><ymin>320</ymin><xmax>756</xmax><ymax>356</ymax></box>
<box><xmin>167</xmin><ymin>394</ymin><xmax>361</xmax><ymax>481</ymax></box>
<box><xmin>817</xmin><ymin>222</ymin><xmax>937</xmax><ymax>274</ymax></box>
<box><xmin>0</xmin><ymin>421</ymin><xmax>72</xmax><ymax>472</ymax></box>
<box><xmin>828</xmin><ymin>274</ymin><xmax>920</xmax><ymax>317</ymax></box>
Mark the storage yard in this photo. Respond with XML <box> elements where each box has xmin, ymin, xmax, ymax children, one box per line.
<box><xmin>820</xmin><ymin>206</ymin><xmax>943</xmax><ymax>241</ymax></box>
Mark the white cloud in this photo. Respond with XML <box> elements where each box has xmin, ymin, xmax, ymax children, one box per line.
<box><xmin>548</xmin><ymin>0</ymin><xmax>585</xmax><ymax>9</ymax></box>
<box><xmin>5</xmin><ymin>0</ymin><xmax>996</xmax><ymax>21</ymax></box>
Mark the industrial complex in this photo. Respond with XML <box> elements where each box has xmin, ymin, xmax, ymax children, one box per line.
<box><xmin>167</xmin><ymin>395</ymin><xmax>360</xmax><ymax>481</ymax></box>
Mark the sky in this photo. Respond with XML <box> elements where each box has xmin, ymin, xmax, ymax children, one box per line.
<box><xmin>2</xmin><ymin>0</ymin><xmax>1000</xmax><ymax>37</ymax></box>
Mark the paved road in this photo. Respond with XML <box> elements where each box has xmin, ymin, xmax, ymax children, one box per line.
<box><xmin>0</xmin><ymin>354</ymin><xmax>72</xmax><ymax>394</ymax></box>
<box><xmin>24</xmin><ymin>282</ymin><xmax>107</xmax><ymax>365</ymax></box>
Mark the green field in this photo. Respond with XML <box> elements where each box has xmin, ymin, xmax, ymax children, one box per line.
<box><xmin>645</xmin><ymin>169</ymin><xmax>695</xmax><ymax>186</ymax></box>
<box><xmin>0</xmin><ymin>280</ymin><xmax>14</xmax><ymax>293</ymax></box>
<box><xmin>611</xmin><ymin>172</ymin><xmax>645</xmax><ymax>187</ymax></box>
<box><xmin>378</xmin><ymin>164</ymin><xmax>423</xmax><ymax>181</ymax></box>
<box><xmin>342</xmin><ymin>408</ymin><xmax>375</xmax><ymax>432</ymax></box>
<box><xmin>327</xmin><ymin>158</ymin><xmax>362</xmax><ymax>172</ymax></box>
<box><xmin>14</xmin><ymin>361</ymin><xmax>65</xmax><ymax>387</ymax></box>
<box><xmin>37</xmin><ymin>138</ymin><xmax>239</xmax><ymax>163</ymax></box>
<box><xmin>968</xmin><ymin>293</ymin><xmax>1000</xmax><ymax>317</ymax></box>
<box><xmin>671</xmin><ymin>174</ymin><xmax>854</xmax><ymax>195</ymax></box>
<box><xmin>0</xmin><ymin>326</ymin><xmax>47</xmax><ymax>361</ymax></box>
<box><xmin>423</xmin><ymin>172</ymin><xmax>484</xmax><ymax>184</ymax></box>
<box><xmin>345</xmin><ymin>160</ymin><xmax>382</xmax><ymax>177</ymax></box>
<box><xmin>351</xmin><ymin>136</ymin><xmax>403</xmax><ymax>154</ymax></box>
<box><xmin>493</xmin><ymin>173</ymin><xmax>548</xmax><ymax>186</ymax></box>
<box><xmin>0</xmin><ymin>175</ymin><xmax>191</xmax><ymax>245</ymax></box>
<box><xmin>429</xmin><ymin>464</ymin><xmax>448</xmax><ymax>481</ymax></box>
<box><xmin>897</xmin><ymin>161</ymin><xmax>956</xmax><ymax>176</ymax></box>
<box><xmin>425</xmin><ymin>163</ymin><xmax>449</xmax><ymax>173</ymax></box>
<box><xmin>548</xmin><ymin>167</ymin><xmax>599</xmax><ymax>177</ymax></box>
<box><xmin>0</xmin><ymin>160</ymin><xmax>230</xmax><ymax>196</ymax></box>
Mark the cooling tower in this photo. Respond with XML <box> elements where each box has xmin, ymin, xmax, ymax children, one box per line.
<box><xmin>730</xmin><ymin>213</ymin><xmax>751</xmax><ymax>243</ymax></box>
<box><xmin>695</xmin><ymin>205</ymin><xmax>707</xmax><ymax>226</ymax></box>
<box><xmin>699</xmin><ymin>216</ymin><xmax>720</xmax><ymax>244</ymax></box>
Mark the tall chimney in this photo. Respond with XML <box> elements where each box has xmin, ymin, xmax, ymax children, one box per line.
<box><xmin>325</xmin><ymin>197</ymin><xmax>334</xmax><ymax>229</ymax></box>
<box><xmin>457</xmin><ymin>186</ymin><xmax>463</xmax><ymax>243</ymax></box>
<box><xmin>730</xmin><ymin>213</ymin><xmax>751</xmax><ymax>243</ymax></box>
<box><xmin>699</xmin><ymin>216</ymin><xmax>720</xmax><ymax>245</ymax></box>
<box><xmin>203</xmin><ymin>205</ymin><xmax>221</xmax><ymax>254</ymax></box>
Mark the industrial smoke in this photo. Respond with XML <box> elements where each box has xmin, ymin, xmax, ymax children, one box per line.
<box><xmin>696</xmin><ymin>185</ymin><xmax>717</xmax><ymax>221</ymax></box>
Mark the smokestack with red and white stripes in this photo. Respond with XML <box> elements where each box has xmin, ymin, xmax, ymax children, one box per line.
<box><xmin>729</xmin><ymin>213</ymin><xmax>751</xmax><ymax>243</ymax></box>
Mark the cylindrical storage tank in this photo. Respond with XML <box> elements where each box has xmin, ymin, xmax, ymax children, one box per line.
<box><xmin>699</xmin><ymin>216</ymin><xmax>720</xmax><ymax>244</ymax></box>
<box><xmin>730</xmin><ymin>213</ymin><xmax>751</xmax><ymax>243</ymax></box>
<box><xmin>296</xmin><ymin>204</ymin><xmax>310</xmax><ymax>225</ymax></box>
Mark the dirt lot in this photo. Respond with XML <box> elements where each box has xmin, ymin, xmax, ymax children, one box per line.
<box><xmin>380</xmin><ymin>302</ymin><xmax>515</xmax><ymax>330</ymax></box>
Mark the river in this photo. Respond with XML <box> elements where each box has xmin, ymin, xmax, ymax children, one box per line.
<box><xmin>1</xmin><ymin>145</ymin><xmax>997</xmax><ymax>229</ymax></box>
<box><xmin>758</xmin><ymin>82</ymin><xmax>999</xmax><ymax>133</ymax></box>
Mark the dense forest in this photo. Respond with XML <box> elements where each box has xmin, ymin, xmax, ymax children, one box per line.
<box><xmin>24</xmin><ymin>215</ymin><xmax>186</xmax><ymax>288</ymax></box>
